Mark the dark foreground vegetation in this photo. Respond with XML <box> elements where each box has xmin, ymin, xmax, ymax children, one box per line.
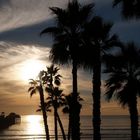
<box><xmin>0</xmin><ymin>112</ymin><xmax>21</xmax><ymax>130</ymax></box>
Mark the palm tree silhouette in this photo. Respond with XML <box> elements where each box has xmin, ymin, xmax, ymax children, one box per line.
<box><xmin>41</xmin><ymin>64</ymin><xmax>66</xmax><ymax>140</ymax></box>
<box><xmin>36</xmin><ymin>102</ymin><xmax>65</xmax><ymax>140</ymax></box>
<box><xmin>62</xmin><ymin>94</ymin><xmax>83</xmax><ymax>140</ymax></box>
<box><xmin>113</xmin><ymin>0</ymin><xmax>140</xmax><ymax>18</ymax></box>
<box><xmin>46</xmin><ymin>87</ymin><xmax>66</xmax><ymax>140</ymax></box>
<box><xmin>28</xmin><ymin>78</ymin><xmax>50</xmax><ymax>140</ymax></box>
<box><xmin>40</xmin><ymin>1</ymin><xmax>94</xmax><ymax>139</ymax></box>
<box><xmin>82</xmin><ymin>16</ymin><xmax>120</xmax><ymax>140</ymax></box>
<box><xmin>104</xmin><ymin>42</ymin><xmax>140</xmax><ymax>140</ymax></box>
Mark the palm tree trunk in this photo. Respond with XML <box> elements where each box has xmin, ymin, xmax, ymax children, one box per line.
<box><xmin>54</xmin><ymin>104</ymin><xmax>58</xmax><ymax>140</ymax></box>
<box><xmin>92</xmin><ymin>47</ymin><xmax>101</xmax><ymax>140</ymax></box>
<box><xmin>72</xmin><ymin>60</ymin><xmax>78</xmax><ymax>98</ymax></box>
<box><xmin>68</xmin><ymin>113</ymin><xmax>71</xmax><ymax>140</ymax></box>
<box><xmin>71</xmin><ymin>59</ymin><xmax>81</xmax><ymax>140</ymax></box>
<box><xmin>39</xmin><ymin>86</ymin><xmax>50</xmax><ymax>140</ymax></box>
<box><xmin>56</xmin><ymin>112</ymin><xmax>66</xmax><ymax>140</ymax></box>
<box><xmin>128</xmin><ymin>97</ymin><xmax>138</xmax><ymax>140</ymax></box>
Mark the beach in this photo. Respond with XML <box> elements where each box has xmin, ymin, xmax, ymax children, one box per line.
<box><xmin>0</xmin><ymin>115</ymin><xmax>138</xmax><ymax>140</ymax></box>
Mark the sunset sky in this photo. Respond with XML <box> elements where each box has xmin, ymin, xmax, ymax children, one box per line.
<box><xmin>0</xmin><ymin>0</ymin><xmax>140</xmax><ymax>116</ymax></box>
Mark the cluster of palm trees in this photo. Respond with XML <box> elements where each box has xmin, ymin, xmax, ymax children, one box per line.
<box><xmin>28</xmin><ymin>0</ymin><xmax>140</xmax><ymax>140</ymax></box>
<box><xmin>29</xmin><ymin>65</ymin><xmax>67</xmax><ymax>140</ymax></box>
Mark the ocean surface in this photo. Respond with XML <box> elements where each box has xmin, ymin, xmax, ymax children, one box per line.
<box><xmin>0</xmin><ymin>115</ymin><xmax>139</xmax><ymax>140</ymax></box>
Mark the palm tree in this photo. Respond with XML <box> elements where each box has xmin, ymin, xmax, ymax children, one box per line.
<box><xmin>40</xmin><ymin>1</ymin><xmax>94</xmax><ymax>139</ymax></box>
<box><xmin>113</xmin><ymin>0</ymin><xmax>140</xmax><ymax>18</ymax></box>
<box><xmin>28</xmin><ymin>78</ymin><xmax>50</xmax><ymax>140</ymax></box>
<box><xmin>82</xmin><ymin>16</ymin><xmax>120</xmax><ymax>140</ymax></box>
<box><xmin>104</xmin><ymin>42</ymin><xmax>140</xmax><ymax>140</ymax></box>
<box><xmin>62</xmin><ymin>94</ymin><xmax>83</xmax><ymax>140</ymax></box>
<box><xmin>41</xmin><ymin>64</ymin><xmax>66</xmax><ymax>140</ymax></box>
<box><xmin>46</xmin><ymin>87</ymin><xmax>66</xmax><ymax>140</ymax></box>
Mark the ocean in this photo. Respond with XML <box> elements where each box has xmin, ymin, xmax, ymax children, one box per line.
<box><xmin>0</xmin><ymin>115</ymin><xmax>139</xmax><ymax>140</ymax></box>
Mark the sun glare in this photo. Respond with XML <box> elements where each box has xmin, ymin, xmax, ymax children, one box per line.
<box><xmin>26</xmin><ymin>115</ymin><xmax>44</xmax><ymax>135</ymax></box>
<box><xmin>20</xmin><ymin>59</ymin><xmax>46</xmax><ymax>82</ymax></box>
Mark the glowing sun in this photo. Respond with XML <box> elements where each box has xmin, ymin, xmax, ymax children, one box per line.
<box><xmin>20</xmin><ymin>59</ymin><xmax>46</xmax><ymax>81</ymax></box>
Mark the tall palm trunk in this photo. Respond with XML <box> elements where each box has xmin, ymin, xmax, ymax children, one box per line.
<box><xmin>128</xmin><ymin>97</ymin><xmax>138</xmax><ymax>140</ymax></box>
<box><xmin>54</xmin><ymin>101</ymin><xmax>58</xmax><ymax>140</ymax></box>
<box><xmin>56</xmin><ymin>112</ymin><xmax>66</xmax><ymax>140</ymax></box>
<box><xmin>39</xmin><ymin>86</ymin><xmax>50</xmax><ymax>140</ymax></box>
<box><xmin>92</xmin><ymin>46</ymin><xmax>101</xmax><ymax>140</ymax></box>
<box><xmin>70</xmin><ymin>59</ymin><xmax>81</xmax><ymax>140</ymax></box>
<box><xmin>68</xmin><ymin>113</ymin><xmax>71</xmax><ymax>140</ymax></box>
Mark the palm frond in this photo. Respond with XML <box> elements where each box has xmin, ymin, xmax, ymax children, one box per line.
<box><xmin>105</xmin><ymin>85</ymin><xmax>117</xmax><ymax>101</ymax></box>
<box><xmin>79</xmin><ymin>3</ymin><xmax>94</xmax><ymax>23</ymax></box>
<box><xmin>102</xmin><ymin>23</ymin><xmax>113</xmax><ymax>40</ymax></box>
<box><xmin>46</xmin><ymin>100</ymin><xmax>53</xmax><ymax>106</ymax></box>
<box><xmin>45</xmin><ymin>87</ymin><xmax>53</xmax><ymax>94</ymax></box>
<box><xmin>67</xmin><ymin>0</ymin><xmax>80</xmax><ymax>14</ymax></box>
<box><xmin>49</xmin><ymin>7</ymin><xmax>64</xmax><ymax>16</ymax></box>
<box><xmin>58</xmin><ymin>97</ymin><xmax>66</xmax><ymax>103</ymax></box>
<box><xmin>49</xmin><ymin>42</ymin><xmax>70</xmax><ymax>64</ymax></box>
<box><xmin>40</xmin><ymin>27</ymin><xmax>63</xmax><ymax>36</ymax></box>
<box><xmin>29</xmin><ymin>79</ymin><xmax>38</xmax><ymax>85</ymax></box>
<box><xmin>102</xmin><ymin>35</ymin><xmax>121</xmax><ymax>51</ymax></box>
<box><xmin>30</xmin><ymin>89</ymin><xmax>36</xmax><ymax>97</ymax></box>
<box><xmin>46</xmin><ymin>96</ymin><xmax>52</xmax><ymax>100</ymax></box>
<box><xmin>134</xmin><ymin>69</ymin><xmax>140</xmax><ymax>78</ymax></box>
<box><xmin>47</xmin><ymin>109</ymin><xmax>52</xmax><ymax>112</ymax></box>
<box><xmin>55</xmin><ymin>74</ymin><xmax>62</xmax><ymax>80</ymax></box>
<box><xmin>54</xmin><ymin>79</ymin><xmax>61</xmax><ymax>86</ymax></box>
<box><xmin>116</xmin><ymin>84</ymin><xmax>131</xmax><ymax>107</ymax></box>
<box><xmin>53</xmin><ymin>67</ymin><xmax>59</xmax><ymax>75</ymax></box>
<box><xmin>62</xmin><ymin>106</ymin><xmax>69</xmax><ymax>113</ymax></box>
<box><xmin>36</xmin><ymin>108</ymin><xmax>42</xmax><ymax>112</ymax></box>
<box><xmin>105</xmin><ymin>72</ymin><xmax>127</xmax><ymax>87</ymax></box>
<box><xmin>50</xmin><ymin>7</ymin><xmax>67</xmax><ymax>26</ymax></box>
<box><xmin>53</xmin><ymin>87</ymin><xmax>63</xmax><ymax>96</ymax></box>
<box><xmin>28</xmin><ymin>87</ymin><xmax>34</xmax><ymax>92</ymax></box>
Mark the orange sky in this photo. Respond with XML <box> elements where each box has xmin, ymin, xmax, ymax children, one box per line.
<box><xmin>0</xmin><ymin>46</ymin><xmax>134</xmax><ymax>116</ymax></box>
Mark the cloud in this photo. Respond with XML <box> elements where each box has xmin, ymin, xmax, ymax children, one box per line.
<box><xmin>112</xmin><ymin>20</ymin><xmax>140</xmax><ymax>45</ymax></box>
<box><xmin>0</xmin><ymin>42</ymin><xmax>50</xmax><ymax>109</ymax></box>
<box><xmin>0</xmin><ymin>0</ymin><xmax>70</xmax><ymax>32</ymax></box>
<box><xmin>0</xmin><ymin>20</ymin><xmax>54</xmax><ymax>46</ymax></box>
<box><xmin>0</xmin><ymin>43</ymin><xmax>50</xmax><ymax>78</ymax></box>
<box><xmin>0</xmin><ymin>0</ymin><xmax>139</xmax><ymax>48</ymax></box>
<box><xmin>0</xmin><ymin>0</ymin><xmax>11</xmax><ymax>7</ymax></box>
<box><xmin>0</xmin><ymin>0</ymin><xmax>93</xmax><ymax>46</ymax></box>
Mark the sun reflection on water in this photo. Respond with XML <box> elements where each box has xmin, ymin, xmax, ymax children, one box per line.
<box><xmin>26</xmin><ymin>115</ymin><xmax>45</xmax><ymax>135</ymax></box>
